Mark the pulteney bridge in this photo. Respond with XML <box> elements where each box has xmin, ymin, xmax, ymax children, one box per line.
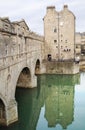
<box><xmin>0</xmin><ymin>18</ymin><xmax>45</xmax><ymax>125</ymax></box>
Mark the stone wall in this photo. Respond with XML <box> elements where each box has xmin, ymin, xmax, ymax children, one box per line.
<box><xmin>45</xmin><ymin>61</ymin><xmax>79</xmax><ymax>74</ymax></box>
<box><xmin>0</xmin><ymin>17</ymin><xmax>44</xmax><ymax>126</ymax></box>
<box><xmin>0</xmin><ymin>17</ymin><xmax>44</xmax><ymax>70</ymax></box>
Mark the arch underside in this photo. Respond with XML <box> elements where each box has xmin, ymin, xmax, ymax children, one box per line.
<box><xmin>17</xmin><ymin>67</ymin><xmax>31</xmax><ymax>88</ymax></box>
<box><xmin>16</xmin><ymin>59</ymin><xmax>41</xmax><ymax>88</ymax></box>
<box><xmin>0</xmin><ymin>99</ymin><xmax>6</xmax><ymax>125</ymax></box>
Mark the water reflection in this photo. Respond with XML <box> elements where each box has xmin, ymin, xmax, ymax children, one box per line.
<box><xmin>40</xmin><ymin>74</ymin><xmax>80</xmax><ymax>129</ymax></box>
<box><xmin>45</xmin><ymin>80</ymin><xmax>74</xmax><ymax>129</ymax></box>
<box><xmin>0</xmin><ymin>74</ymin><xmax>81</xmax><ymax>130</ymax></box>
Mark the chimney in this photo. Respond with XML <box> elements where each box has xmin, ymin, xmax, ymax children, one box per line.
<box><xmin>47</xmin><ymin>6</ymin><xmax>55</xmax><ymax>13</ymax></box>
<box><xmin>63</xmin><ymin>5</ymin><xmax>68</xmax><ymax>10</ymax></box>
<box><xmin>47</xmin><ymin>6</ymin><xmax>55</xmax><ymax>10</ymax></box>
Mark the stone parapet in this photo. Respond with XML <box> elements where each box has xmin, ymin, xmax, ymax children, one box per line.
<box><xmin>27</xmin><ymin>31</ymin><xmax>44</xmax><ymax>41</ymax></box>
<box><xmin>45</xmin><ymin>61</ymin><xmax>79</xmax><ymax>74</ymax></box>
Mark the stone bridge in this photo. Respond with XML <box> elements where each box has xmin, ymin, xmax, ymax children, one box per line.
<box><xmin>0</xmin><ymin>18</ymin><xmax>45</xmax><ymax>125</ymax></box>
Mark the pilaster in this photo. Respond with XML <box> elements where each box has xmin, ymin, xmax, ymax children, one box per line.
<box><xmin>5</xmin><ymin>99</ymin><xmax>18</xmax><ymax>126</ymax></box>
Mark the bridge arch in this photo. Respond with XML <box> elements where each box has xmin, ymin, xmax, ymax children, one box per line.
<box><xmin>0</xmin><ymin>99</ymin><xmax>6</xmax><ymax>125</ymax></box>
<box><xmin>0</xmin><ymin>93</ymin><xmax>7</xmax><ymax>107</ymax></box>
<box><xmin>17</xmin><ymin>67</ymin><xmax>31</xmax><ymax>88</ymax></box>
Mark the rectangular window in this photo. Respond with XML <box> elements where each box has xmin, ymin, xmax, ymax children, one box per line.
<box><xmin>54</xmin><ymin>28</ymin><xmax>57</xmax><ymax>33</ymax></box>
<box><xmin>54</xmin><ymin>40</ymin><xmax>57</xmax><ymax>43</ymax></box>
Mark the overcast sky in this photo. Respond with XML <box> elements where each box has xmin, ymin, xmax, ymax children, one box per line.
<box><xmin>0</xmin><ymin>0</ymin><xmax>85</xmax><ymax>35</ymax></box>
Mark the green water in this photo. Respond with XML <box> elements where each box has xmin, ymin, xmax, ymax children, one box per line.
<box><xmin>1</xmin><ymin>73</ymin><xmax>85</xmax><ymax>130</ymax></box>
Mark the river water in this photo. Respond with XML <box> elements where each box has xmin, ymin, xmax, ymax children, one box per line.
<box><xmin>1</xmin><ymin>73</ymin><xmax>85</xmax><ymax>130</ymax></box>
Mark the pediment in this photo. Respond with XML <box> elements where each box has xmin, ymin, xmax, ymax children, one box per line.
<box><xmin>0</xmin><ymin>17</ymin><xmax>11</xmax><ymax>24</ymax></box>
<box><xmin>12</xmin><ymin>19</ymin><xmax>29</xmax><ymax>31</ymax></box>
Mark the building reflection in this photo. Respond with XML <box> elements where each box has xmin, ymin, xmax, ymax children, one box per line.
<box><xmin>44</xmin><ymin>74</ymin><xmax>80</xmax><ymax>129</ymax></box>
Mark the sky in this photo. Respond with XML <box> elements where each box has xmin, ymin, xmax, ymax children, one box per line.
<box><xmin>0</xmin><ymin>0</ymin><xmax>85</xmax><ymax>35</ymax></box>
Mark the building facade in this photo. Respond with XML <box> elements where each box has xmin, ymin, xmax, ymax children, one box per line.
<box><xmin>44</xmin><ymin>5</ymin><xmax>75</xmax><ymax>61</ymax></box>
<box><xmin>75</xmin><ymin>32</ymin><xmax>85</xmax><ymax>59</ymax></box>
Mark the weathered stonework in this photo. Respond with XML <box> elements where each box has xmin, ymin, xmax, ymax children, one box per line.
<box><xmin>5</xmin><ymin>100</ymin><xmax>18</xmax><ymax>125</ymax></box>
<box><xmin>43</xmin><ymin>5</ymin><xmax>79</xmax><ymax>74</ymax></box>
<box><xmin>0</xmin><ymin>17</ymin><xmax>45</xmax><ymax>126</ymax></box>
<box><xmin>44</xmin><ymin>5</ymin><xmax>75</xmax><ymax>61</ymax></box>
<box><xmin>45</xmin><ymin>61</ymin><xmax>79</xmax><ymax>74</ymax></box>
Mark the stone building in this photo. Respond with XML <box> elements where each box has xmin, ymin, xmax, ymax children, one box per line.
<box><xmin>81</xmin><ymin>33</ymin><xmax>85</xmax><ymax>55</ymax></box>
<box><xmin>75</xmin><ymin>32</ymin><xmax>81</xmax><ymax>61</ymax></box>
<box><xmin>43</xmin><ymin>5</ymin><xmax>75</xmax><ymax>61</ymax></box>
<box><xmin>75</xmin><ymin>32</ymin><xmax>85</xmax><ymax>60</ymax></box>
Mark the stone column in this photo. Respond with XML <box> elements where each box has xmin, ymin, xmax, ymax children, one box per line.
<box><xmin>30</xmin><ymin>75</ymin><xmax>37</xmax><ymax>88</ymax></box>
<box><xmin>5</xmin><ymin>99</ymin><xmax>18</xmax><ymax>126</ymax></box>
<box><xmin>40</xmin><ymin>62</ymin><xmax>46</xmax><ymax>74</ymax></box>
